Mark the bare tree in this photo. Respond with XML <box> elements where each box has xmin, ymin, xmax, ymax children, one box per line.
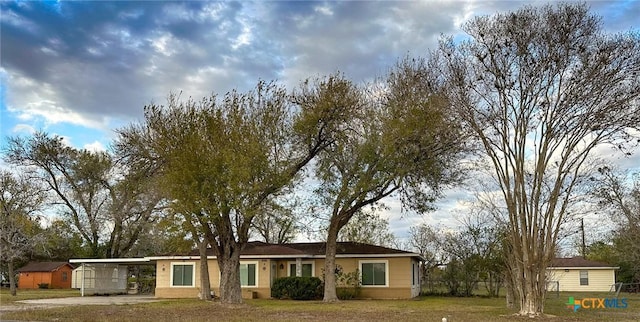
<box><xmin>338</xmin><ymin>209</ymin><xmax>396</xmax><ymax>247</ymax></box>
<box><xmin>0</xmin><ymin>171</ymin><xmax>46</xmax><ymax>296</ymax></box>
<box><xmin>251</xmin><ymin>201</ymin><xmax>299</xmax><ymax>244</ymax></box>
<box><xmin>590</xmin><ymin>167</ymin><xmax>640</xmax><ymax>282</ymax></box>
<box><xmin>408</xmin><ymin>223</ymin><xmax>444</xmax><ymax>290</ymax></box>
<box><xmin>436</xmin><ymin>3</ymin><xmax>640</xmax><ymax>316</ymax></box>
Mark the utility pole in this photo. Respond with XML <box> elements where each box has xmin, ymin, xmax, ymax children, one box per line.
<box><xmin>581</xmin><ymin>218</ymin><xmax>586</xmax><ymax>257</ymax></box>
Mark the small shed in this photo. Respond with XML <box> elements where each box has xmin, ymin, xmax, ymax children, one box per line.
<box><xmin>16</xmin><ymin>262</ymin><xmax>74</xmax><ymax>289</ymax></box>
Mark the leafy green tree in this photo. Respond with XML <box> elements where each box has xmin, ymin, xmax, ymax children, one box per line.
<box><xmin>35</xmin><ymin>219</ymin><xmax>85</xmax><ymax>260</ymax></box>
<box><xmin>0</xmin><ymin>171</ymin><xmax>46</xmax><ymax>296</ymax></box>
<box><xmin>115</xmin><ymin>76</ymin><xmax>353</xmax><ymax>304</ymax></box>
<box><xmin>316</xmin><ymin>58</ymin><xmax>465</xmax><ymax>302</ymax></box>
<box><xmin>436</xmin><ymin>3</ymin><xmax>640</xmax><ymax>316</ymax></box>
<box><xmin>5</xmin><ymin>132</ymin><xmax>164</xmax><ymax>258</ymax></box>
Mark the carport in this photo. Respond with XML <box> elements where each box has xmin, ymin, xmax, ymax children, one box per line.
<box><xmin>69</xmin><ymin>258</ymin><xmax>155</xmax><ymax>297</ymax></box>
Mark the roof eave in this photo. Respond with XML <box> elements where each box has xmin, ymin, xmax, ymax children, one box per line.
<box><xmin>547</xmin><ymin>266</ymin><xmax>619</xmax><ymax>270</ymax></box>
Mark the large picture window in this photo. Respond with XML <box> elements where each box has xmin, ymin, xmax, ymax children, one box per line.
<box><xmin>288</xmin><ymin>262</ymin><xmax>314</xmax><ymax>277</ymax></box>
<box><xmin>240</xmin><ymin>262</ymin><xmax>258</xmax><ymax>287</ymax></box>
<box><xmin>360</xmin><ymin>260</ymin><xmax>388</xmax><ymax>287</ymax></box>
<box><xmin>171</xmin><ymin>263</ymin><xmax>194</xmax><ymax>287</ymax></box>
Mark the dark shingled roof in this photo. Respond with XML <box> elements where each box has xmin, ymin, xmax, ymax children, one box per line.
<box><xmin>549</xmin><ymin>257</ymin><xmax>614</xmax><ymax>268</ymax></box>
<box><xmin>16</xmin><ymin>262</ymin><xmax>74</xmax><ymax>272</ymax></box>
<box><xmin>285</xmin><ymin>242</ymin><xmax>413</xmax><ymax>255</ymax></box>
<box><xmin>187</xmin><ymin>241</ymin><xmax>417</xmax><ymax>257</ymax></box>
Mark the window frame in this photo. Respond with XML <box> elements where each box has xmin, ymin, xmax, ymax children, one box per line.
<box><xmin>359</xmin><ymin>260</ymin><xmax>389</xmax><ymax>288</ymax></box>
<box><xmin>170</xmin><ymin>262</ymin><xmax>195</xmax><ymax>287</ymax></box>
<box><xmin>579</xmin><ymin>270</ymin><xmax>589</xmax><ymax>286</ymax></box>
<box><xmin>286</xmin><ymin>261</ymin><xmax>315</xmax><ymax>277</ymax></box>
<box><xmin>240</xmin><ymin>261</ymin><xmax>259</xmax><ymax>288</ymax></box>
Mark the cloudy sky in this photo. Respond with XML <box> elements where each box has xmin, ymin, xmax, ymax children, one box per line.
<box><xmin>1</xmin><ymin>0</ymin><xmax>639</xmax><ymax>245</ymax></box>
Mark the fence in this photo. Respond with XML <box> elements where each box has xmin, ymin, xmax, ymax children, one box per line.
<box><xmin>610</xmin><ymin>282</ymin><xmax>640</xmax><ymax>298</ymax></box>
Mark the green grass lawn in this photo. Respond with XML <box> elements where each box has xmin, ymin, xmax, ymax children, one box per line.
<box><xmin>1</xmin><ymin>289</ymin><xmax>638</xmax><ymax>321</ymax></box>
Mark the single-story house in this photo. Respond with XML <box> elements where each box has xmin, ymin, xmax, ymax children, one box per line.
<box><xmin>546</xmin><ymin>257</ymin><xmax>618</xmax><ymax>292</ymax></box>
<box><xmin>16</xmin><ymin>262</ymin><xmax>74</xmax><ymax>289</ymax></box>
<box><xmin>149</xmin><ymin>241</ymin><xmax>422</xmax><ymax>299</ymax></box>
<box><xmin>71</xmin><ymin>241</ymin><xmax>422</xmax><ymax>299</ymax></box>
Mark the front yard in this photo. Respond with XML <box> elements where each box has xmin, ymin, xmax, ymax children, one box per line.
<box><xmin>1</xmin><ymin>289</ymin><xmax>638</xmax><ymax>321</ymax></box>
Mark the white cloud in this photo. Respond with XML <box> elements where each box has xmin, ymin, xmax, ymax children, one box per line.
<box><xmin>10</xmin><ymin>124</ymin><xmax>36</xmax><ymax>135</ymax></box>
<box><xmin>83</xmin><ymin>141</ymin><xmax>107</xmax><ymax>152</ymax></box>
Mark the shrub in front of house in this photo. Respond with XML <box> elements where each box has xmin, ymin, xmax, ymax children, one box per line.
<box><xmin>38</xmin><ymin>283</ymin><xmax>49</xmax><ymax>289</ymax></box>
<box><xmin>334</xmin><ymin>266</ymin><xmax>361</xmax><ymax>300</ymax></box>
<box><xmin>271</xmin><ymin>276</ymin><xmax>323</xmax><ymax>300</ymax></box>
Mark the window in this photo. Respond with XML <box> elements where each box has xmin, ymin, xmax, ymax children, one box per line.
<box><xmin>240</xmin><ymin>262</ymin><xmax>257</xmax><ymax>287</ymax></box>
<box><xmin>171</xmin><ymin>263</ymin><xmax>195</xmax><ymax>287</ymax></box>
<box><xmin>287</xmin><ymin>262</ymin><xmax>314</xmax><ymax>277</ymax></box>
<box><xmin>412</xmin><ymin>262</ymin><xmax>419</xmax><ymax>286</ymax></box>
<box><xmin>360</xmin><ymin>260</ymin><xmax>388</xmax><ymax>287</ymax></box>
<box><xmin>62</xmin><ymin>272</ymin><xmax>68</xmax><ymax>282</ymax></box>
<box><xmin>579</xmin><ymin>270</ymin><xmax>589</xmax><ymax>286</ymax></box>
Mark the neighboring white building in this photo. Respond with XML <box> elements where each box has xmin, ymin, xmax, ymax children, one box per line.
<box><xmin>546</xmin><ymin>257</ymin><xmax>618</xmax><ymax>292</ymax></box>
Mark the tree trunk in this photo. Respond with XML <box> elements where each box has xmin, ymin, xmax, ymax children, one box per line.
<box><xmin>505</xmin><ymin>282</ymin><xmax>515</xmax><ymax>309</ymax></box>
<box><xmin>323</xmin><ymin>221</ymin><xmax>340</xmax><ymax>302</ymax></box>
<box><xmin>217</xmin><ymin>245</ymin><xmax>243</xmax><ymax>304</ymax></box>
<box><xmin>514</xmin><ymin>262</ymin><xmax>546</xmax><ymax>316</ymax></box>
<box><xmin>8</xmin><ymin>260</ymin><xmax>17</xmax><ymax>296</ymax></box>
<box><xmin>198</xmin><ymin>239</ymin><xmax>212</xmax><ymax>300</ymax></box>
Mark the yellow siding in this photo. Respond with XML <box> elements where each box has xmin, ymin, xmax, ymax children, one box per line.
<box><xmin>155</xmin><ymin>256</ymin><xmax>417</xmax><ymax>299</ymax></box>
<box><xmin>155</xmin><ymin>259</ymin><xmax>200</xmax><ymax>298</ymax></box>
<box><xmin>155</xmin><ymin>258</ymin><xmax>275</xmax><ymax>299</ymax></box>
<box><xmin>546</xmin><ymin>268</ymin><xmax>615</xmax><ymax>292</ymax></box>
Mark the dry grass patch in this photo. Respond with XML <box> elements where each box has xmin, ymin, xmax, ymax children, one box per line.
<box><xmin>1</xmin><ymin>291</ymin><xmax>638</xmax><ymax>321</ymax></box>
<box><xmin>1</xmin><ymin>289</ymin><xmax>81</xmax><ymax>304</ymax></box>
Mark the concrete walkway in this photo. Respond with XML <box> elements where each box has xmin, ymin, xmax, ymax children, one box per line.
<box><xmin>16</xmin><ymin>295</ymin><xmax>159</xmax><ymax>306</ymax></box>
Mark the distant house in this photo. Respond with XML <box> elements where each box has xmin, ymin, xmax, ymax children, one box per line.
<box><xmin>546</xmin><ymin>257</ymin><xmax>618</xmax><ymax>292</ymax></box>
<box><xmin>16</xmin><ymin>262</ymin><xmax>74</xmax><ymax>289</ymax></box>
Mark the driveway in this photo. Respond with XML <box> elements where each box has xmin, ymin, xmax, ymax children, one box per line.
<box><xmin>0</xmin><ymin>295</ymin><xmax>160</xmax><ymax>315</ymax></box>
<box><xmin>17</xmin><ymin>295</ymin><xmax>159</xmax><ymax>306</ymax></box>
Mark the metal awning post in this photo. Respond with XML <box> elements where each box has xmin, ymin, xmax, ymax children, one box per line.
<box><xmin>81</xmin><ymin>263</ymin><xmax>85</xmax><ymax>297</ymax></box>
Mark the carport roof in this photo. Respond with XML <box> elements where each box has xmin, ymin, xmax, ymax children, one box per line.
<box><xmin>69</xmin><ymin>258</ymin><xmax>154</xmax><ymax>265</ymax></box>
